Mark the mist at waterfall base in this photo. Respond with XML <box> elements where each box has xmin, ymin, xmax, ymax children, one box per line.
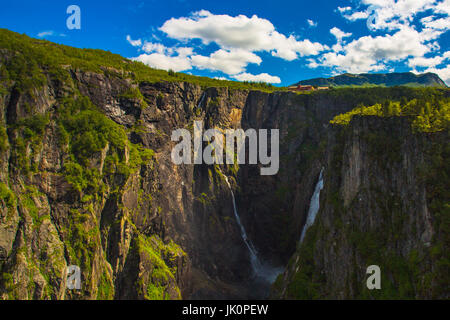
<box><xmin>223</xmin><ymin>175</ymin><xmax>283</xmax><ymax>297</ymax></box>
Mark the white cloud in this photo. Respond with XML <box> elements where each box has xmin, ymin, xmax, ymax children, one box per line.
<box><xmin>133</xmin><ymin>53</ymin><xmax>192</xmax><ymax>72</ymax></box>
<box><xmin>127</xmin><ymin>37</ymin><xmax>279</xmax><ymax>79</ymax></box>
<box><xmin>408</xmin><ymin>51</ymin><xmax>450</xmax><ymax>68</ymax></box>
<box><xmin>176</xmin><ymin>47</ymin><xmax>194</xmax><ymax>57</ymax></box>
<box><xmin>337</xmin><ymin>6</ymin><xmax>352</xmax><ymax>13</ymax></box>
<box><xmin>160</xmin><ymin>10</ymin><xmax>326</xmax><ymax>61</ymax></box>
<box><xmin>344</xmin><ymin>11</ymin><xmax>369</xmax><ymax>21</ymax></box>
<box><xmin>37</xmin><ymin>30</ymin><xmax>67</xmax><ymax>38</ymax></box>
<box><xmin>307</xmin><ymin>19</ymin><xmax>318</xmax><ymax>27</ymax></box>
<box><xmin>314</xmin><ymin>26</ymin><xmax>433</xmax><ymax>73</ymax></box>
<box><xmin>138</xmin><ymin>41</ymin><xmax>194</xmax><ymax>57</ymax></box>
<box><xmin>142</xmin><ymin>42</ymin><xmax>168</xmax><ymax>54</ymax></box>
<box><xmin>126</xmin><ymin>4</ymin><xmax>449</xmax><ymax>84</ymax></box>
<box><xmin>409</xmin><ymin>56</ymin><xmax>445</xmax><ymax>68</ymax></box>
<box><xmin>128</xmin><ymin>38</ymin><xmax>195</xmax><ymax>72</ymax></box>
<box><xmin>330</xmin><ymin>27</ymin><xmax>352</xmax><ymax>41</ymax></box>
<box><xmin>191</xmin><ymin>49</ymin><xmax>262</xmax><ymax>75</ymax></box>
<box><xmin>425</xmin><ymin>65</ymin><xmax>450</xmax><ymax>84</ymax></box>
<box><xmin>232</xmin><ymin>72</ymin><xmax>281</xmax><ymax>83</ymax></box>
<box><xmin>340</xmin><ymin>0</ymin><xmax>447</xmax><ymax>32</ymax></box>
<box><xmin>435</xmin><ymin>0</ymin><xmax>450</xmax><ymax>15</ymax></box>
<box><xmin>421</xmin><ymin>16</ymin><xmax>450</xmax><ymax>31</ymax></box>
<box><xmin>126</xmin><ymin>35</ymin><xmax>142</xmax><ymax>47</ymax></box>
<box><xmin>317</xmin><ymin>0</ymin><xmax>449</xmax><ymax>76</ymax></box>
<box><xmin>37</xmin><ymin>31</ymin><xmax>54</xmax><ymax>37</ymax></box>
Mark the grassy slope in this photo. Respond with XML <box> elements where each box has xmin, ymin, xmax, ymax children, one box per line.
<box><xmin>0</xmin><ymin>28</ymin><xmax>283</xmax><ymax>93</ymax></box>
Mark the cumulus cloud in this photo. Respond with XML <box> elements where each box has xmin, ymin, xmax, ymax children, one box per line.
<box><xmin>128</xmin><ymin>38</ymin><xmax>198</xmax><ymax>72</ymax></box>
<box><xmin>232</xmin><ymin>72</ymin><xmax>281</xmax><ymax>83</ymax></box>
<box><xmin>344</xmin><ymin>11</ymin><xmax>370</xmax><ymax>21</ymax></box>
<box><xmin>126</xmin><ymin>3</ymin><xmax>449</xmax><ymax>85</ymax></box>
<box><xmin>314</xmin><ymin>26</ymin><xmax>433</xmax><ymax>73</ymax></box>
<box><xmin>408</xmin><ymin>51</ymin><xmax>450</xmax><ymax>68</ymax></box>
<box><xmin>176</xmin><ymin>47</ymin><xmax>194</xmax><ymax>57</ymax></box>
<box><xmin>128</xmin><ymin>39</ymin><xmax>280</xmax><ymax>81</ymax></box>
<box><xmin>330</xmin><ymin>27</ymin><xmax>352</xmax><ymax>41</ymax></box>
<box><xmin>340</xmin><ymin>0</ymin><xmax>446</xmax><ymax>32</ymax></box>
<box><xmin>142</xmin><ymin>42</ymin><xmax>167</xmax><ymax>54</ymax></box>
<box><xmin>159</xmin><ymin>10</ymin><xmax>326</xmax><ymax>61</ymax></box>
<box><xmin>191</xmin><ymin>49</ymin><xmax>262</xmax><ymax>75</ymax></box>
<box><xmin>133</xmin><ymin>53</ymin><xmax>192</xmax><ymax>72</ymax></box>
<box><xmin>421</xmin><ymin>16</ymin><xmax>450</xmax><ymax>31</ymax></box>
<box><xmin>126</xmin><ymin>11</ymin><xmax>300</xmax><ymax>82</ymax></box>
<box><xmin>314</xmin><ymin>0</ymin><xmax>450</xmax><ymax>77</ymax></box>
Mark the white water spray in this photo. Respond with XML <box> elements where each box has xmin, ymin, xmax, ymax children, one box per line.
<box><xmin>300</xmin><ymin>168</ymin><xmax>324</xmax><ymax>244</ymax></box>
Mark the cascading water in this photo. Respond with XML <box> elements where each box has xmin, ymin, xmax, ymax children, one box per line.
<box><xmin>222</xmin><ymin>174</ymin><xmax>283</xmax><ymax>284</ymax></box>
<box><xmin>197</xmin><ymin>92</ymin><xmax>206</xmax><ymax>109</ymax></box>
<box><xmin>299</xmin><ymin>168</ymin><xmax>324</xmax><ymax>244</ymax></box>
<box><xmin>223</xmin><ymin>175</ymin><xmax>261</xmax><ymax>272</ymax></box>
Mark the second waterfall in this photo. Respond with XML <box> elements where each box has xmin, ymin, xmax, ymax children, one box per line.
<box><xmin>299</xmin><ymin>168</ymin><xmax>324</xmax><ymax>244</ymax></box>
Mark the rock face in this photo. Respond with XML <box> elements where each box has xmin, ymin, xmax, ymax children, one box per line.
<box><xmin>273</xmin><ymin>116</ymin><xmax>449</xmax><ymax>299</ymax></box>
<box><xmin>0</xmin><ymin>35</ymin><xmax>448</xmax><ymax>300</ymax></box>
<box><xmin>0</xmin><ymin>54</ymin><xmax>282</xmax><ymax>299</ymax></box>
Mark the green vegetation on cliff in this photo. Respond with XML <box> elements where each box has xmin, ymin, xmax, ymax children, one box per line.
<box><xmin>0</xmin><ymin>28</ymin><xmax>281</xmax><ymax>92</ymax></box>
<box><xmin>0</xmin><ymin>29</ymin><xmax>183</xmax><ymax>299</ymax></box>
<box><xmin>278</xmin><ymin>111</ymin><xmax>449</xmax><ymax>300</ymax></box>
<box><xmin>135</xmin><ymin>234</ymin><xmax>185</xmax><ymax>300</ymax></box>
<box><xmin>330</xmin><ymin>96</ymin><xmax>450</xmax><ymax>132</ymax></box>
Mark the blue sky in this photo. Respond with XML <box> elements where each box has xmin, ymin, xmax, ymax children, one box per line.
<box><xmin>1</xmin><ymin>0</ymin><xmax>449</xmax><ymax>86</ymax></box>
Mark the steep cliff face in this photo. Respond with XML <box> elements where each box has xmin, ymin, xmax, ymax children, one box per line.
<box><xmin>0</xmin><ymin>65</ymin><xmax>193</xmax><ymax>299</ymax></box>
<box><xmin>0</xmin><ymin>49</ymin><xmax>270</xmax><ymax>298</ymax></box>
<box><xmin>274</xmin><ymin>116</ymin><xmax>449</xmax><ymax>299</ymax></box>
<box><xmin>0</xmin><ymin>31</ymin><xmax>448</xmax><ymax>300</ymax></box>
<box><xmin>0</xmin><ymin>44</ymin><xmax>291</xmax><ymax>299</ymax></box>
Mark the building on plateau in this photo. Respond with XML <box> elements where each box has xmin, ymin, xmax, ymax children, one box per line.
<box><xmin>288</xmin><ymin>85</ymin><xmax>329</xmax><ymax>92</ymax></box>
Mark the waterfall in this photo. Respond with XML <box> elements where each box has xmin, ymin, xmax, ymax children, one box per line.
<box><xmin>222</xmin><ymin>174</ymin><xmax>283</xmax><ymax>284</ymax></box>
<box><xmin>299</xmin><ymin>168</ymin><xmax>324</xmax><ymax>244</ymax></box>
<box><xmin>197</xmin><ymin>92</ymin><xmax>206</xmax><ymax>109</ymax></box>
<box><xmin>223</xmin><ymin>175</ymin><xmax>261</xmax><ymax>272</ymax></box>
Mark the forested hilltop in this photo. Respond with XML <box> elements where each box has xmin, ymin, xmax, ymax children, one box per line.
<box><xmin>296</xmin><ymin>72</ymin><xmax>448</xmax><ymax>88</ymax></box>
<box><xmin>0</xmin><ymin>28</ymin><xmax>280</xmax><ymax>93</ymax></box>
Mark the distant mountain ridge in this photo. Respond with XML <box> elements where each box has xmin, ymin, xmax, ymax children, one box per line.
<box><xmin>295</xmin><ymin>72</ymin><xmax>447</xmax><ymax>88</ymax></box>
